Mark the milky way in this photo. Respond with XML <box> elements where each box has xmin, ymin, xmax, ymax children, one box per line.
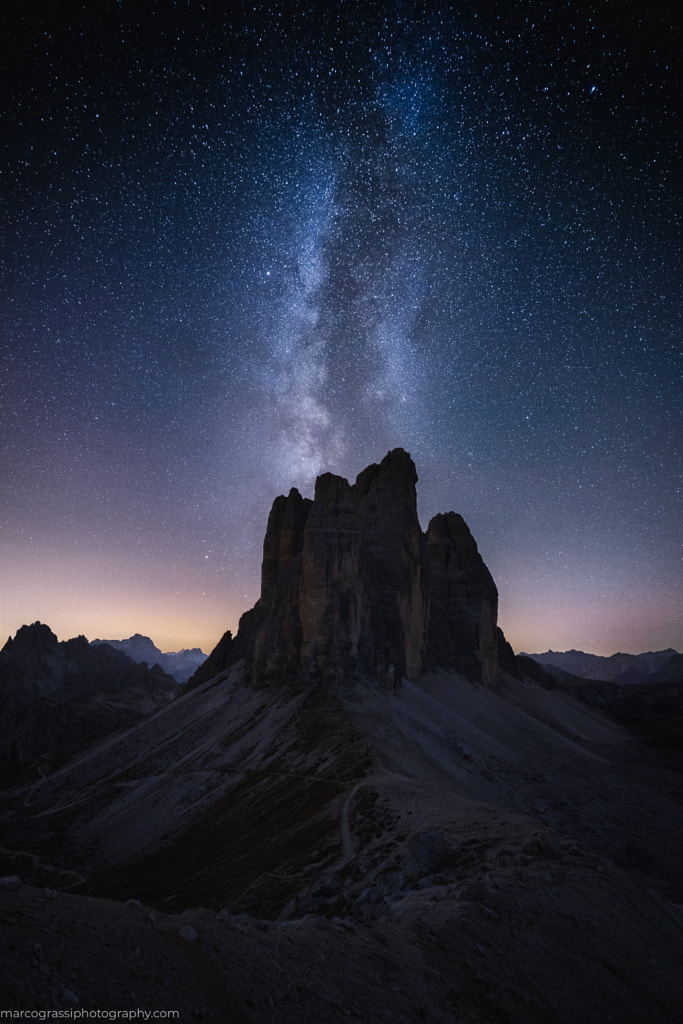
<box><xmin>1</xmin><ymin>2</ymin><xmax>680</xmax><ymax>655</ymax></box>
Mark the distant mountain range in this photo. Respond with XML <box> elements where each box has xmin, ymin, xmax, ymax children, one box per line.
<box><xmin>521</xmin><ymin>648</ymin><xmax>683</xmax><ymax>684</ymax></box>
<box><xmin>90</xmin><ymin>633</ymin><xmax>207</xmax><ymax>684</ymax></box>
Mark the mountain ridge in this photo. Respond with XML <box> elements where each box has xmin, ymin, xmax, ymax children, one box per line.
<box><xmin>90</xmin><ymin>633</ymin><xmax>206</xmax><ymax>684</ymax></box>
<box><xmin>0</xmin><ymin>622</ymin><xmax>178</xmax><ymax>763</ymax></box>
<box><xmin>522</xmin><ymin>647</ymin><xmax>681</xmax><ymax>683</ymax></box>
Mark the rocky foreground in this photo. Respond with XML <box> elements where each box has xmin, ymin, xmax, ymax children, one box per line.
<box><xmin>2</xmin><ymin>837</ymin><xmax>681</xmax><ymax>1024</ymax></box>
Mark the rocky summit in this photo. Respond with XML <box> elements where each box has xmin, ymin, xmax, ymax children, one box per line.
<box><xmin>1</xmin><ymin>452</ymin><xmax>682</xmax><ymax>1022</ymax></box>
<box><xmin>192</xmin><ymin>448</ymin><xmax>511</xmax><ymax>689</ymax></box>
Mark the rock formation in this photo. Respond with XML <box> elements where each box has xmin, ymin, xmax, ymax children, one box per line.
<box><xmin>218</xmin><ymin>448</ymin><xmax>510</xmax><ymax>688</ymax></box>
<box><xmin>0</xmin><ymin>623</ymin><xmax>178</xmax><ymax>763</ymax></box>
<box><xmin>425</xmin><ymin>511</ymin><xmax>499</xmax><ymax>682</ymax></box>
<box><xmin>185</xmin><ymin>629</ymin><xmax>234</xmax><ymax>689</ymax></box>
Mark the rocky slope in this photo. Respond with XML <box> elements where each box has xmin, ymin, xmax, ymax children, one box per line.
<box><xmin>2</xmin><ymin>855</ymin><xmax>681</xmax><ymax>1024</ymax></box>
<box><xmin>522</xmin><ymin>647</ymin><xmax>683</xmax><ymax>748</ymax></box>
<box><xmin>0</xmin><ymin>623</ymin><xmax>178</xmax><ymax>764</ymax></box>
<box><xmin>1</xmin><ymin>660</ymin><xmax>682</xmax><ymax>1022</ymax></box>
<box><xmin>1</xmin><ymin>451</ymin><xmax>681</xmax><ymax>1022</ymax></box>
<box><xmin>91</xmin><ymin>633</ymin><xmax>206</xmax><ymax>684</ymax></box>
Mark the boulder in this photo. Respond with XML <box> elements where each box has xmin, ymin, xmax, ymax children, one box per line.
<box><xmin>403</xmin><ymin>830</ymin><xmax>453</xmax><ymax>880</ymax></box>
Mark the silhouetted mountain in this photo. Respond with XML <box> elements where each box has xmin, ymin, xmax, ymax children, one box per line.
<box><xmin>91</xmin><ymin>633</ymin><xmax>206</xmax><ymax>684</ymax></box>
<box><xmin>521</xmin><ymin>647</ymin><xmax>680</xmax><ymax>683</ymax></box>
<box><xmin>520</xmin><ymin>650</ymin><xmax>683</xmax><ymax>747</ymax></box>
<box><xmin>0</xmin><ymin>623</ymin><xmax>178</xmax><ymax>763</ymax></box>
<box><xmin>194</xmin><ymin>448</ymin><xmax>513</xmax><ymax>689</ymax></box>
<box><xmin>650</xmin><ymin>651</ymin><xmax>683</xmax><ymax>683</ymax></box>
<box><xmin>1</xmin><ymin>454</ymin><xmax>681</xmax><ymax>1023</ymax></box>
<box><xmin>186</xmin><ymin>629</ymin><xmax>233</xmax><ymax>690</ymax></box>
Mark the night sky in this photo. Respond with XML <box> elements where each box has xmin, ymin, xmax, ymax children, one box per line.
<box><xmin>1</xmin><ymin>1</ymin><xmax>681</xmax><ymax>657</ymax></box>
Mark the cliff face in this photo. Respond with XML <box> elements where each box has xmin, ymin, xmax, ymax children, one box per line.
<box><xmin>425</xmin><ymin>511</ymin><xmax>500</xmax><ymax>684</ymax></box>
<box><xmin>228</xmin><ymin>449</ymin><xmax>508</xmax><ymax>687</ymax></box>
<box><xmin>297</xmin><ymin>450</ymin><xmax>429</xmax><ymax>685</ymax></box>
<box><xmin>250</xmin><ymin>486</ymin><xmax>312</xmax><ymax>682</ymax></box>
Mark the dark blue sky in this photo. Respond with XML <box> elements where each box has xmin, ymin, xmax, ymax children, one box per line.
<box><xmin>1</xmin><ymin>0</ymin><xmax>681</xmax><ymax>655</ymax></box>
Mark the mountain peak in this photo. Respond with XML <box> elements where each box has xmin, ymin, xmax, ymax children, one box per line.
<box><xmin>208</xmin><ymin>449</ymin><xmax>509</xmax><ymax>689</ymax></box>
<box><xmin>3</xmin><ymin>621</ymin><xmax>59</xmax><ymax>656</ymax></box>
<box><xmin>91</xmin><ymin>635</ymin><xmax>205</xmax><ymax>684</ymax></box>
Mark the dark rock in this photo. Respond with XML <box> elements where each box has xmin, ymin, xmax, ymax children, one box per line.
<box><xmin>517</xmin><ymin>655</ymin><xmax>557</xmax><ymax>687</ymax></box>
<box><xmin>466</xmin><ymin>880</ymin><xmax>492</xmax><ymax>903</ymax></box>
<box><xmin>261</xmin><ymin>487</ymin><xmax>312</xmax><ymax>600</ymax></box>
<box><xmin>614</xmin><ymin>843</ymin><xmax>655</xmax><ymax>873</ymax></box>
<box><xmin>298</xmin><ymin>449</ymin><xmax>428</xmax><ymax>685</ymax></box>
<box><xmin>415</xmin><ymin>874</ymin><xmax>448</xmax><ymax>888</ymax></box>
<box><xmin>651</xmin><ymin>652</ymin><xmax>683</xmax><ymax>684</ymax></box>
<box><xmin>425</xmin><ymin>513</ymin><xmax>500</xmax><ymax>683</ymax></box>
<box><xmin>0</xmin><ymin>876</ymin><xmax>22</xmax><ymax>890</ymax></box>
<box><xmin>252</xmin><ymin>486</ymin><xmax>312</xmax><ymax>682</ymax></box>
<box><xmin>497</xmin><ymin>628</ymin><xmax>521</xmax><ymax>678</ymax></box>
<box><xmin>523</xmin><ymin>834</ymin><xmax>562</xmax><ymax>859</ymax></box>
<box><xmin>59</xmin><ymin>987</ymin><xmax>79</xmax><ymax>1008</ymax></box>
<box><xmin>244</xmin><ymin>449</ymin><xmax>428</xmax><ymax>685</ymax></box>
<box><xmin>403</xmin><ymin>831</ymin><xmax>452</xmax><ymax>880</ymax></box>
<box><xmin>185</xmin><ymin>630</ymin><xmax>234</xmax><ymax>690</ymax></box>
<box><xmin>311</xmin><ymin>874</ymin><xmax>343</xmax><ymax>898</ymax></box>
<box><xmin>204</xmin><ymin>449</ymin><xmax>512</xmax><ymax>688</ymax></box>
<box><xmin>355</xmin><ymin>871</ymin><xmax>405</xmax><ymax>909</ymax></box>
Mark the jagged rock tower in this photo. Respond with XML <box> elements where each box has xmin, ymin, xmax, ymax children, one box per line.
<box><xmin>197</xmin><ymin>449</ymin><xmax>512</xmax><ymax>689</ymax></box>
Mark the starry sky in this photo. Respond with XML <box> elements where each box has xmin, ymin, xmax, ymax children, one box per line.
<box><xmin>1</xmin><ymin>0</ymin><xmax>681</xmax><ymax>657</ymax></box>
